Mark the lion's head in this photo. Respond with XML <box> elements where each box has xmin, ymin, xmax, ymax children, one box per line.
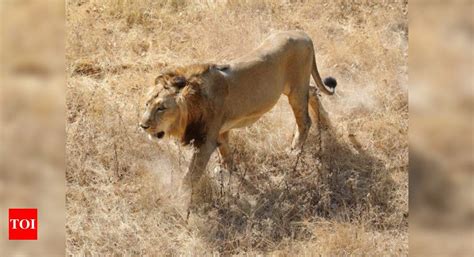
<box><xmin>139</xmin><ymin>64</ymin><xmax>217</xmax><ymax>146</ymax></box>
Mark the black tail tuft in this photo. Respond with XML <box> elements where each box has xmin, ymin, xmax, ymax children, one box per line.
<box><xmin>323</xmin><ymin>77</ymin><xmax>337</xmax><ymax>89</ymax></box>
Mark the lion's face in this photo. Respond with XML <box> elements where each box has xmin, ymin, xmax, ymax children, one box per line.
<box><xmin>139</xmin><ymin>76</ymin><xmax>184</xmax><ymax>141</ymax></box>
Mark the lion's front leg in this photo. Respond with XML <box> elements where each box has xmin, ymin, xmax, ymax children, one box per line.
<box><xmin>183</xmin><ymin>140</ymin><xmax>217</xmax><ymax>189</ymax></box>
<box><xmin>182</xmin><ymin>140</ymin><xmax>218</xmax><ymax>211</ymax></box>
<box><xmin>217</xmin><ymin>131</ymin><xmax>233</xmax><ymax>171</ymax></box>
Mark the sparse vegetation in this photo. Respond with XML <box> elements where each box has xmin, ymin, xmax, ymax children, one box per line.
<box><xmin>66</xmin><ymin>0</ymin><xmax>408</xmax><ymax>255</ymax></box>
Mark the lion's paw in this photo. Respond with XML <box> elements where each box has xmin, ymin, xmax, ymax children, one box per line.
<box><xmin>286</xmin><ymin>147</ymin><xmax>302</xmax><ymax>157</ymax></box>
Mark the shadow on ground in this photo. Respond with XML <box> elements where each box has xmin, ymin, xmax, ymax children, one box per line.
<box><xmin>189</xmin><ymin>123</ymin><xmax>398</xmax><ymax>254</ymax></box>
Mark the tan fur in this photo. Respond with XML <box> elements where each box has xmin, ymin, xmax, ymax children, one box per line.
<box><xmin>140</xmin><ymin>31</ymin><xmax>336</xmax><ymax>188</ymax></box>
<box><xmin>141</xmin><ymin>64</ymin><xmax>217</xmax><ymax>146</ymax></box>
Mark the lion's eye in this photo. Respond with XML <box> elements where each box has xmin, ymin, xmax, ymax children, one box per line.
<box><xmin>157</xmin><ymin>106</ymin><xmax>167</xmax><ymax>112</ymax></box>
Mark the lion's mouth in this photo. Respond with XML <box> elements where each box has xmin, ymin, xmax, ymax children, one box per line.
<box><xmin>155</xmin><ymin>131</ymin><xmax>165</xmax><ymax>139</ymax></box>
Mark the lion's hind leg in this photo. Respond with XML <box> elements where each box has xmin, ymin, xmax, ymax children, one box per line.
<box><xmin>308</xmin><ymin>86</ymin><xmax>330</xmax><ymax>153</ymax></box>
<box><xmin>287</xmin><ymin>84</ymin><xmax>312</xmax><ymax>152</ymax></box>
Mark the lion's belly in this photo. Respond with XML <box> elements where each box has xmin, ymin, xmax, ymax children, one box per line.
<box><xmin>220</xmin><ymin>109</ymin><xmax>271</xmax><ymax>133</ymax></box>
<box><xmin>220</xmin><ymin>116</ymin><xmax>262</xmax><ymax>132</ymax></box>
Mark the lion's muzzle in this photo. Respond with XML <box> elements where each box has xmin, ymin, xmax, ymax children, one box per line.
<box><xmin>156</xmin><ymin>131</ymin><xmax>165</xmax><ymax>138</ymax></box>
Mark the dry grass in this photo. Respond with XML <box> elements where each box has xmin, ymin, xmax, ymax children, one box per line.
<box><xmin>66</xmin><ymin>0</ymin><xmax>407</xmax><ymax>255</ymax></box>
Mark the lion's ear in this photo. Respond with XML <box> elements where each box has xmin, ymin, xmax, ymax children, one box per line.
<box><xmin>154</xmin><ymin>74</ymin><xmax>166</xmax><ymax>85</ymax></box>
<box><xmin>171</xmin><ymin>76</ymin><xmax>187</xmax><ymax>90</ymax></box>
<box><xmin>154</xmin><ymin>76</ymin><xmax>161</xmax><ymax>85</ymax></box>
<box><xmin>154</xmin><ymin>70</ymin><xmax>175</xmax><ymax>85</ymax></box>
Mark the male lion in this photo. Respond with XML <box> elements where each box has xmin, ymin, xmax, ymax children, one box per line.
<box><xmin>140</xmin><ymin>30</ymin><xmax>337</xmax><ymax>187</ymax></box>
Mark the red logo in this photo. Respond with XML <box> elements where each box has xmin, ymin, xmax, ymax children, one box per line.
<box><xmin>9</xmin><ymin>208</ymin><xmax>38</xmax><ymax>240</ymax></box>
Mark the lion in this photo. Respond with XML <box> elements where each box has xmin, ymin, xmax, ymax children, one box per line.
<box><xmin>139</xmin><ymin>30</ymin><xmax>337</xmax><ymax>187</ymax></box>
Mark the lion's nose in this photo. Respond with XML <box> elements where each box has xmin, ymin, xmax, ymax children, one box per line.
<box><xmin>139</xmin><ymin>123</ymin><xmax>150</xmax><ymax>129</ymax></box>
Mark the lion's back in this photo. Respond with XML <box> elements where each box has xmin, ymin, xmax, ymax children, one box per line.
<box><xmin>234</xmin><ymin>30</ymin><xmax>313</xmax><ymax>66</ymax></box>
<box><xmin>260</xmin><ymin>30</ymin><xmax>313</xmax><ymax>52</ymax></box>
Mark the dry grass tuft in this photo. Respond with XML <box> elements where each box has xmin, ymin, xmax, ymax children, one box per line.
<box><xmin>66</xmin><ymin>0</ymin><xmax>407</xmax><ymax>255</ymax></box>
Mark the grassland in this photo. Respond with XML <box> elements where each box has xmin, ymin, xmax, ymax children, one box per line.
<box><xmin>66</xmin><ymin>0</ymin><xmax>408</xmax><ymax>255</ymax></box>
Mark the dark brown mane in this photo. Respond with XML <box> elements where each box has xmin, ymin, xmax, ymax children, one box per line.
<box><xmin>155</xmin><ymin>63</ymin><xmax>216</xmax><ymax>87</ymax></box>
<box><xmin>166</xmin><ymin>63</ymin><xmax>217</xmax><ymax>147</ymax></box>
<box><xmin>182</xmin><ymin>114</ymin><xmax>207</xmax><ymax>147</ymax></box>
<box><xmin>173</xmin><ymin>63</ymin><xmax>216</xmax><ymax>78</ymax></box>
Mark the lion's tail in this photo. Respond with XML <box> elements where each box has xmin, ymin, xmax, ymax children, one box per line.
<box><xmin>311</xmin><ymin>52</ymin><xmax>337</xmax><ymax>95</ymax></box>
